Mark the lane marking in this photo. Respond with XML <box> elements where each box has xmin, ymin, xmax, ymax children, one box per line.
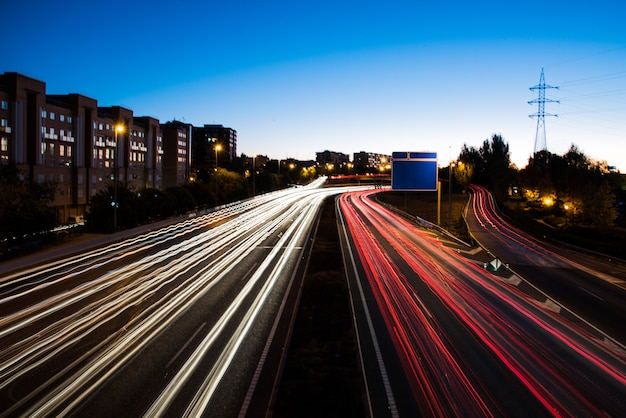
<box><xmin>578</xmin><ymin>287</ymin><xmax>605</xmax><ymax>302</ymax></box>
<box><xmin>166</xmin><ymin>322</ymin><xmax>207</xmax><ymax>369</ymax></box>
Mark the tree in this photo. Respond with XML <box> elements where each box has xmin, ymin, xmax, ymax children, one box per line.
<box><xmin>87</xmin><ymin>181</ymin><xmax>136</xmax><ymax>232</ymax></box>
<box><xmin>458</xmin><ymin>133</ymin><xmax>515</xmax><ymax>200</ymax></box>
<box><xmin>454</xmin><ymin>161</ymin><xmax>474</xmax><ymax>189</ymax></box>
<box><xmin>0</xmin><ymin>163</ymin><xmax>56</xmax><ymax>240</ymax></box>
<box><xmin>582</xmin><ymin>179</ymin><xmax>618</xmax><ymax>230</ymax></box>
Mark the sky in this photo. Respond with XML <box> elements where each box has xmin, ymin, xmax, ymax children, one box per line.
<box><xmin>3</xmin><ymin>0</ymin><xmax>626</xmax><ymax>171</ymax></box>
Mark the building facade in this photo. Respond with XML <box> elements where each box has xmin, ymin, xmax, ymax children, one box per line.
<box><xmin>192</xmin><ymin>124</ymin><xmax>237</xmax><ymax>177</ymax></box>
<box><xmin>161</xmin><ymin>120</ymin><xmax>192</xmax><ymax>188</ymax></box>
<box><xmin>353</xmin><ymin>151</ymin><xmax>391</xmax><ymax>170</ymax></box>
<box><xmin>0</xmin><ymin>71</ymin><xmax>235</xmax><ymax>225</ymax></box>
<box><xmin>316</xmin><ymin>150</ymin><xmax>350</xmax><ymax>166</ymax></box>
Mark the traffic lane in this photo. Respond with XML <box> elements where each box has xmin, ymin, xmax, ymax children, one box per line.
<box><xmin>0</xmin><ymin>212</ymin><xmax>268</xmax><ymax>367</ymax></box>
<box><xmin>137</xmin><ymin>193</ymin><xmax>325</xmax><ymax>417</ymax></box>
<box><xmin>342</xmin><ymin>192</ymin><xmax>550</xmax><ymax>416</ymax></box>
<box><xmin>0</xmin><ymin>195</ymin><xmax>308</xmax><ymax>414</ymax></box>
<box><xmin>511</xmin><ymin>263</ymin><xmax>626</xmax><ymax>343</ymax></box>
<box><xmin>398</xmin><ymin>201</ymin><xmax>626</xmax><ymax>415</ymax></box>
<box><xmin>2</xmin><ymin>223</ymin><xmax>278</xmax><ymax>417</ymax></box>
<box><xmin>68</xmin><ymin>243</ymin><xmax>291</xmax><ymax>418</ymax></box>
<box><xmin>340</xmin><ymin>190</ymin><xmax>626</xmax><ymax>416</ymax></box>
<box><xmin>466</xmin><ymin>187</ymin><xmax>626</xmax><ymax>344</ymax></box>
<box><xmin>337</xmin><ymin>195</ymin><xmax>420</xmax><ymax>417</ymax></box>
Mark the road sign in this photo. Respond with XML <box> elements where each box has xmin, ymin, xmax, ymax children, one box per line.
<box><xmin>391</xmin><ymin>151</ymin><xmax>438</xmax><ymax>191</ymax></box>
<box><xmin>487</xmin><ymin>257</ymin><xmax>502</xmax><ymax>271</ymax></box>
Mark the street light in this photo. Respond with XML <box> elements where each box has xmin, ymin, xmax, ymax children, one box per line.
<box><xmin>113</xmin><ymin>124</ymin><xmax>124</xmax><ymax>232</ymax></box>
<box><xmin>214</xmin><ymin>143</ymin><xmax>222</xmax><ymax>200</ymax></box>
<box><xmin>252</xmin><ymin>154</ymin><xmax>256</xmax><ymax>196</ymax></box>
<box><xmin>215</xmin><ymin>143</ymin><xmax>222</xmax><ymax>170</ymax></box>
<box><xmin>448</xmin><ymin>161</ymin><xmax>455</xmax><ymax>229</ymax></box>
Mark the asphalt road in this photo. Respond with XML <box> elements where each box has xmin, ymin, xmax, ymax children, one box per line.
<box><xmin>337</xmin><ymin>189</ymin><xmax>626</xmax><ymax>417</ymax></box>
<box><xmin>0</xmin><ymin>178</ymin><xmax>359</xmax><ymax>417</ymax></box>
<box><xmin>466</xmin><ymin>184</ymin><xmax>626</xmax><ymax>345</ymax></box>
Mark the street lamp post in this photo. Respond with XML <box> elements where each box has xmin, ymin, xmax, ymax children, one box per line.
<box><xmin>252</xmin><ymin>155</ymin><xmax>256</xmax><ymax>196</ymax></box>
<box><xmin>214</xmin><ymin>143</ymin><xmax>222</xmax><ymax>200</ymax></box>
<box><xmin>113</xmin><ymin>124</ymin><xmax>124</xmax><ymax>232</ymax></box>
<box><xmin>448</xmin><ymin>161</ymin><xmax>455</xmax><ymax>229</ymax></box>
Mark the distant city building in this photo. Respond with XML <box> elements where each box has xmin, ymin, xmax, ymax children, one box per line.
<box><xmin>192</xmin><ymin>124</ymin><xmax>237</xmax><ymax>177</ymax></box>
<box><xmin>353</xmin><ymin>151</ymin><xmax>391</xmax><ymax>170</ymax></box>
<box><xmin>316</xmin><ymin>150</ymin><xmax>350</xmax><ymax>166</ymax></box>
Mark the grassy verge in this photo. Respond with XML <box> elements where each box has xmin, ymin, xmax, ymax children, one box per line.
<box><xmin>272</xmin><ymin>196</ymin><xmax>365</xmax><ymax>417</ymax></box>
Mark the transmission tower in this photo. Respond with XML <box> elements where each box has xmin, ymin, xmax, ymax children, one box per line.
<box><xmin>529</xmin><ymin>68</ymin><xmax>559</xmax><ymax>154</ymax></box>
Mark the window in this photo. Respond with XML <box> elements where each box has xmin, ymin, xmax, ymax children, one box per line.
<box><xmin>50</xmin><ymin>112</ymin><xmax>55</xmax><ymax>120</ymax></box>
<box><xmin>49</xmin><ymin>143</ymin><xmax>55</xmax><ymax>156</ymax></box>
<box><xmin>1</xmin><ymin>101</ymin><xmax>7</xmax><ymax>110</ymax></box>
<box><xmin>1</xmin><ymin>119</ymin><xmax>7</xmax><ymax>127</ymax></box>
<box><xmin>42</xmin><ymin>110</ymin><xmax>47</xmax><ymax>118</ymax></box>
<box><xmin>60</xmin><ymin>114</ymin><xmax>65</xmax><ymax>122</ymax></box>
<box><xmin>1</xmin><ymin>137</ymin><xmax>7</xmax><ymax>151</ymax></box>
<box><xmin>59</xmin><ymin>145</ymin><xmax>65</xmax><ymax>157</ymax></box>
<box><xmin>68</xmin><ymin>116</ymin><xmax>72</xmax><ymax>124</ymax></box>
<box><xmin>67</xmin><ymin>146</ymin><xmax>72</xmax><ymax>157</ymax></box>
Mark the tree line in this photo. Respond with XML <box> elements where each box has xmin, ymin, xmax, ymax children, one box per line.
<box><xmin>457</xmin><ymin>134</ymin><xmax>623</xmax><ymax>232</ymax></box>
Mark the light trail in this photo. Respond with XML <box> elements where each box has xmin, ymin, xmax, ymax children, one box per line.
<box><xmin>1</xmin><ymin>177</ymin><xmax>366</xmax><ymax>417</ymax></box>
<box><xmin>339</xmin><ymin>189</ymin><xmax>626</xmax><ymax>416</ymax></box>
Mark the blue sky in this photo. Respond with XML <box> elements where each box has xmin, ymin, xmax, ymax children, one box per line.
<box><xmin>3</xmin><ymin>1</ymin><xmax>626</xmax><ymax>170</ymax></box>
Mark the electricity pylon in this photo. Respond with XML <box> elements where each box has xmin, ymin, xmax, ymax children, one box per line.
<box><xmin>529</xmin><ymin>68</ymin><xmax>559</xmax><ymax>154</ymax></box>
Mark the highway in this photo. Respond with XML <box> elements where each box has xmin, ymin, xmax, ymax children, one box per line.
<box><xmin>466</xmin><ymin>184</ymin><xmax>626</xmax><ymax>344</ymax></box>
<box><xmin>0</xmin><ymin>177</ymin><xmax>355</xmax><ymax>417</ymax></box>
<box><xmin>337</xmin><ymin>189</ymin><xmax>626</xmax><ymax>417</ymax></box>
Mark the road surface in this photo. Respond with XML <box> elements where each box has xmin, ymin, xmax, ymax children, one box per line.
<box><xmin>337</xmin><ymin>189</ymin><xmax>626</xmax><ymax>417</ymax></box>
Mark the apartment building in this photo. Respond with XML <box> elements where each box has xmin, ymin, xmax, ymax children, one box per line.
<box><xmin>353</xmin><ymin>151</ymin><xmax>392</xmax><ymax>170</ymax></box>
<box><xmin>0</xmin><ymin>72</ymin><xmax>209</xmax><ymax>224</ymax></box>
<box><xmin>192</xmin><ymin>124</ymin><xmax>237</xmax><ymax>175</ymax></box>
<box><xmin>161</xmin><ymin>120</ymin><xmax>192</xmax><ymax>188</ymax></box>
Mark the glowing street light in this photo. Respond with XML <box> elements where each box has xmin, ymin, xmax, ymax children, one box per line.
<box><xmin>113</xmin><ymin>124</ymin><xmax>124</xmax><ymax>232</ymax></box>
<box><xmin>252</xmin><ymin>154</ymin><xmax>257</xmax><ymax>196</ymax></box>
<box><xmin>215</xmin><ymin>143</ymin><xmax>222</xmax><ymax>170</ymax></box>
<box><xmin>214</xmin><ymin>143</ymin><xmax>222</xmax><ymax>200</ymax></box>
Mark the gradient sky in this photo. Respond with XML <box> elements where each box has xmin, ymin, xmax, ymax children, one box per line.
<box><xmin>3</xmin><ymin>0</ymin><xmax>625</xmax><ymax>170</ymax></box>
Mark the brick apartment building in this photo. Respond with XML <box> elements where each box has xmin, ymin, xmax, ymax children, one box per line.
<box><xmin>0</xmin><ymin>72</ymin><xmax>231</xmax><ymax>224</ymax></box>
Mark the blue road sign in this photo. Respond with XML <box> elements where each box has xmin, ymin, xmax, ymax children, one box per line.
<box><xmin>391</xmin><ymin>151</ymin><xmax>438</xmax><ymax>191</ymax></box>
